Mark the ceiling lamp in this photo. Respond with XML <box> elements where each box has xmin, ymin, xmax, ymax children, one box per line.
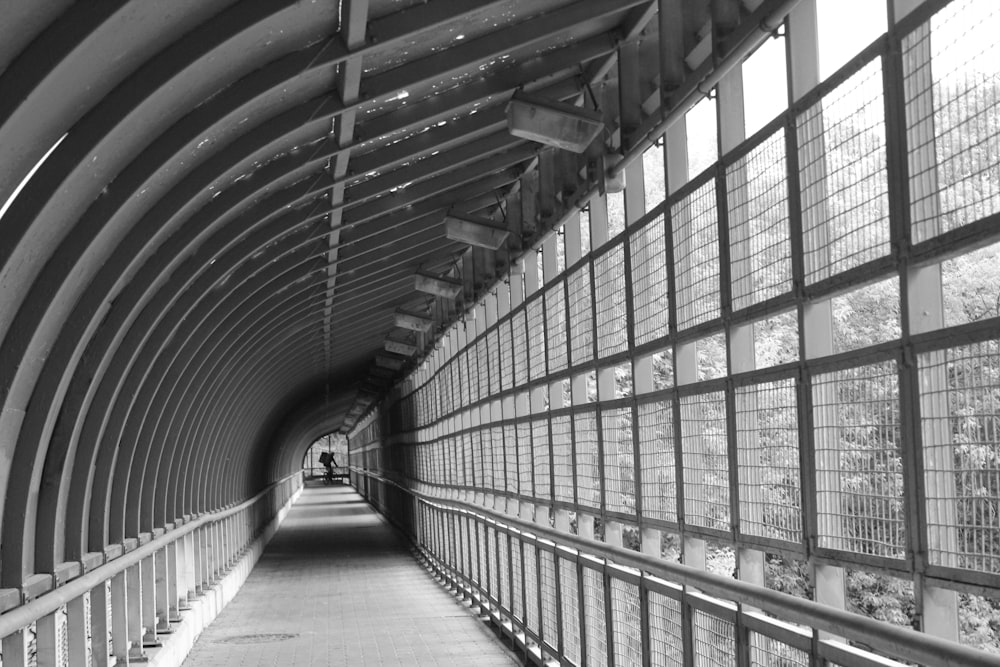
<box><xmin>384</xmin><ymin>339</ymin><xmax>418</xmax><ymax>357</ymax></box>
<box><xmin>415</xmin><ymin>270</ymin><xmax>462</xmax><ymax>299</ymax></box>
<box><xmin>394</xmin><ymin>309</ymin><xmax>434</xmax><ymax>333</ymax></box>
<box><xmin>444</xmin><ymin>211</ymin><xmax>509</xmax><ymax>250</ymax></box>
<box><xmin>375</xmin><ymin>353</ymin><xmax>407</xmax><ymax>370</ymax></box>
<box><xmin>506</xmin><ymin>92</ymin><xmax>604</xmax><ymax>153</ymax></box>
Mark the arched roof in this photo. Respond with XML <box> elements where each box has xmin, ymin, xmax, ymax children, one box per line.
<box><xmin>0</xmin><ymin>0</ymin><xmax>753</xmax><ymax>585</ymax></box>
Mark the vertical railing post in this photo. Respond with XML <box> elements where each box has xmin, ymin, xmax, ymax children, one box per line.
<box><xmin>67</xmin><ymin>592</ymin><xmax>89</xmax><ymax>667</ymax></box>
<box><xmin>35</xmin><ymin>607</ymin><xmax>61</xmax><ymax>667</ymax></box>
<box><xmin>222</xmin><ymin>517</ymin><xmax>231</xmax><ymax>570</ymax></box>
<box><xmin>208</xmin><ymin>523</ymin><xmax>219</xmax><ymax>583</ymax></box>
<box><xmin>90</xmin><ymin>582</ymin><xmax>112</xmax><ymax>667</ymax></box>
<box><xmin>184</xmin><ymin>531</ymin><xmax>198</xmax><ymax>601</ymax></box>
<box><xmin>155</xmin><ymin>545</ymin><xmax>171</xmax><ymax>634</ymax></box>
<box><xmin>2</xmin><ymin>627</ymin><xmax>30</xmax><ymax>667</ymax></box>
<box><xmin>126</xmin><ymin>563</ymin><xmax>145</xmax><ymax>661</ymax></box>
<box><xmin>173</xmin><ymin>533</ymin><xmax>187</xmax><ymax>613</ymax></box>
<box><xmin>139</xmin><ymin>553</ymin><xmax>156</xmax><ymax>648</ymax></box>
<box><xmin>198</xmin><ymin>527</ymin><xmax>210</xmax><ymax>593</ymax></box>
<box><xmin>110</xmin><ymin>570</ymin><xmax>129</xmax><ymax>663</ymax></box>
<box><xmin>603</xmin><ymin>564</ymin><xmax>616</xmax><ymax>667</ymax></box>
<box><xmin>640</xmin><ymin>576</ymin><xmax>652</xmax><ymax>667</ymax></box>
<box><xmin>681</xmin><ymin>591</ymin><xmax>695</xmax><ymax>667</ymax></box>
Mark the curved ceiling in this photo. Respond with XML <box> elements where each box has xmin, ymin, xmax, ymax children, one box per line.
<box><xmin>0</xmin><ymin>0</ymin><xmax>762</xmax><ymax>585</ymax></box>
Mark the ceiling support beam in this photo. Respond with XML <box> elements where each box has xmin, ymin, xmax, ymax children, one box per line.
<box><xmin>326</xmin><ymin>0</ymin><xmax>370</xmax><ymax>400</ymax></box>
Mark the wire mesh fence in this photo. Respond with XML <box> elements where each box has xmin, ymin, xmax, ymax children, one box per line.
<box><xmin>350</xmin><ymin>0</ymin><xmax>1000</xmax><ymax>662</ymax></box>
<box><xmin>727</xmin><ymin>129</ymin><xmax>792</xmax><ymax>311</ymax></box>
<box><xmin>736</xmin><ymin>378</ymin><xmax>802</xmax><ymax>544</ymax></box>
<box><xmin>798</xmin><ymin>59</ymin><xmax>889</xmax><ymax>283</ymax></box>
<box><xmin>595</xmin><ymin>245</ymin><xmax>628</xmax><ymax>357</ymax></box>
<box><xmin>545</xmin><ymin>282</ymin><xmax>568</xmax><ymax>373</ymax></box>
<box><xmin>671</xmin><ymin>180</ymin><xmax>720</xmax><ymax>330</ymax></box>
<box><xmin>630</xmin><ymin>214</ymin><xmax>669</xmax><ymax>345</ymax></box>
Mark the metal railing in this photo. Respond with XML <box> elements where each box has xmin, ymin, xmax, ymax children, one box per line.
<box><xmin>358</xmin><ymin>469</ymin><xmax>998</xmax><ymax>667</ymax></box>
<box><xmin>0</xmin><ymin>473</ymin><xmax>301</xmax><ymax>667</ymax></box>
<box><xmin>303</xmin><ymin>466</ymin><xmax>350</xmax><ymax>482</ymax></box>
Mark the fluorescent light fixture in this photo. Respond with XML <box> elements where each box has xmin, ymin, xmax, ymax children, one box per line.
<box><xmin>506</xmin><ymin>92</ymin><xmax>604</xmax><ymax>153</ymax></box>
<box><xmin>444</xmin><ymin>211</ymin><xmax>510</xmax><ymax>249</ymax></box>
<box><xmin>384</xmin><ymin>339</ymin><xmax>418</xmax><ymax>356</ymax></box>
<box><xmin>394</xmin><ymin>309</ymin><xmax>433</xmax><ymax>333</ymax></box>
<box><xmin>415</xmin><ymin>271</ymin><xmax>462</xmax><ymax>299</ymax></box>
<box><xmin>375</xmin><ymin>353</ymin><xmax>406</xmax><ymax>370</ymax></box>
<box><xmin>601</xmin><ymin>152</ymin><xmax>626</xmax><ymax>194</ymax></box>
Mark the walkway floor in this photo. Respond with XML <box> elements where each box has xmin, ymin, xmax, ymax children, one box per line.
<box><xmin>181</xmin><ymin>484</ymin><xmax>519</xmax><ymax>666</ymax></box>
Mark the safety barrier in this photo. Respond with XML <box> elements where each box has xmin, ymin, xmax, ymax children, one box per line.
<box><xmin>0</xmin><ymin>473</ymin><xmax>302</xmax><ymax>667</ymax></box>
<box><xmin>357</xmin><ymin>469</ymin><xmax>998</xmax><ymax>667</ymax></box>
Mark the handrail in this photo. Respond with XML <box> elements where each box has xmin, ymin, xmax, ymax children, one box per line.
<box><xmin>356</xmin><ymin>469</ymin><xmax>1000</xmax><ymax>667</ymax></box>
<box><xmin>0</xmin><ymin>471</ymin><xmax>301</xmax><ymax>638</ymax></box>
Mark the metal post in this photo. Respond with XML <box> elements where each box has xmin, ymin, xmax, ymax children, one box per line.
<box><xmin>35</xmin><ymin>609</ymin><xmax>61</xmax><ymax>667</ymax></box>
<box><xmin>67</xmin><ymin>593</ymin><xmax>88</xmax><ymax>667</ymax></box>
<box><xmin>141</xmin><ymin>555</ymin><xmax>158</xmax><ymax>646</ymax></box>
<box><xmin>90</xmin><ymin>582</ymin><xmax>112</xmax><ymax>667</ymax></box>
<box><xmin>126</xmin><ymin>563</ymin><xmax>145</xmax><ymax>660</ymax></box>
<box><xmin>155</xmin><ymin>546</ymin><xmax>171</xmax><ymax>633</ymax></box>
<box><xmin>110</xmin><ymin>570</ymin><xmax>129</xmax><ymax>663</ymax></box>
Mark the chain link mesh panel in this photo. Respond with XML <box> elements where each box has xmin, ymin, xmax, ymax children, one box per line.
<box><xmin>920</xmin><ymin>339</ymin><xmax>1000</xmax><ymax>572</ymax></box>
<box><xmin>552</xmin><ymin>414</ymin><xmax>574</xmax><ymax>504</ymax></box>
<box><xmin>736</xmin><ymin>378</ymin><xmax>802</xmax><ymax>544</ymax></box>
<box><xmin>727</xmin><ymin>129</ymin><xmax>792</xmax><ymax>310</ymax></box>
<box><xmin>595</xmin><ymin>245</ymin><xmax>628</xmax><ymax>356</ymax></box>
<box><xmin>540</xmin><ymin>549</ymin><xmax>559</xmax><ymax>650</ymax></box>
<box><xmin>812</xmin><ymin>361</ymin><xmax>905</xmax><ymax>559</ymax></box>
<box><xmin>904</xmin><ymin>0</ymin><xmax>1000</xmax><ymax>243</ymax></box>
<box><xmin>574</xmin><ymin>409</ymin><xmax>601</xmax><ymax>511</ymax></box>
<box><xmin>532</xmin><ymin>417</ymin><xmax>551</xmax><ymax>502</ymax></box>
<box><xmin>559</xmin><ymin>555</ymin><xmax>582</xmax><ymax>664</ymax></box>
<box><xmin>601</xmin><ymin>407</ymin><xmax>635</xmax><ymax>516</ymax></box>
<box><xmin>569</xmin><ymin>264</ymin><xmax>594</xmax><ymax>365</ymax></box>
<box><xmin>680</xmin><ymin>391</ymin><xmax>730</xmax><ymax>531</ymax></box>
<box><xmin>694</xmin><ymin>609</ymin><xmax>735</xmax><ymax>667</ymax></box>
<box><xmin>672</xmin><ymin>180</ymin><xmax>720</xmax><ymax>329</ymax></box>
<box><xmin>582</xmin><ymin>567</ymin><xmax>607</xmax><ymax>667</ymax></box>
<box><xmin>630</xmin><ymin>214</ymin><xmax>669</xmax><ymax>345</ymax></box>
<box><xmin>610</xmin><ymin>578</ymin><xmax>642</xmax><ymax>667</ymax></box>
<box><xmin>638</xmin><ymin>399</ymin><xmax>678</xmax><ymax>524</ymax></box>
<box><xmin>546</xmin><ymin>282</ymin><xmax>568</xmax><ymax>373</ymax></box>
<box><xmin>528</xmin><ymin>296</ymin><xmax>547</xmax><ymax>382</ymax></box>
<box><xmin>648</xmin><ymin>589</ymin><xmax>683</xmax><ymax>667</ymax></box>
<box><xmin>798</xmin><ymin>59</ymin><xmax>889</xmax><ymax>283</ymax></box>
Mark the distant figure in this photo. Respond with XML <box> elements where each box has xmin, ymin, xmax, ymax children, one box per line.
<box><xmin>318</xmin><ymin>451</ymin><xmax>338</xmax><ymax>484</ymax></box>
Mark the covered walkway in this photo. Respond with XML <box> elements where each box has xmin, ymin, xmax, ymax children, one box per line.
<box><xmin>2</xmin><ymin>1</ymin><xmax>1000</xmax><ymax>666</ymax></box>
<box><xmin>180</xmin><ymin>485</ymin><xmax>517</xmax><ymax>667</ymax></box>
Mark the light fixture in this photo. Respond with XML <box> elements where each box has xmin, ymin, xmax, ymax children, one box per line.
<box><xmin>506</xmin><ymin>92</ymin><xmax>604</xmax><ymax>153</ymax></box>
<box><xmin>601</xmin><ymin>152</ymin><xmax>626</xmax><ymax>194</ymax></box>
<box><xmin>384</xmin><ymin>339</ymin><xmax>418</xmax><ymax>357</ymax></box>
<box><xmin>375</xmin><ymin>353</ymin><xmax>406</xmax><ymax>370</ymax></box>
<box><xmin>415</xmin><ymin>270</ymin><xmax>462</xmax><ymax>299</ymax></box>
<box><xmin>394</xmin><ymin>309</ymin><xmax>434</xmax><ymax>333</ymax></box>
<box><xmin>444</xmin><ymin>211</ymin><xmax>510</xmax><ymax>250</ymax></box>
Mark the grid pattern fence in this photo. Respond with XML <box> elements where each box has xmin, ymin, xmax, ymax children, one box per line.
<box><xmin>348</xmin><ymin>1</ymin><xmax>1000</xmax><ymax>663</ymax></box>
<box><xmin>403</xmin><ymin>495</ymin><xmax>965</xmax><ymax>667</ymax></box>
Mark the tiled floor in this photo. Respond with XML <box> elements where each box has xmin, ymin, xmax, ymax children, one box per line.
<box><xmin>180</xmin><ymin>484</ymin><xmax>519</xmax><ymax>666</ymax></box>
